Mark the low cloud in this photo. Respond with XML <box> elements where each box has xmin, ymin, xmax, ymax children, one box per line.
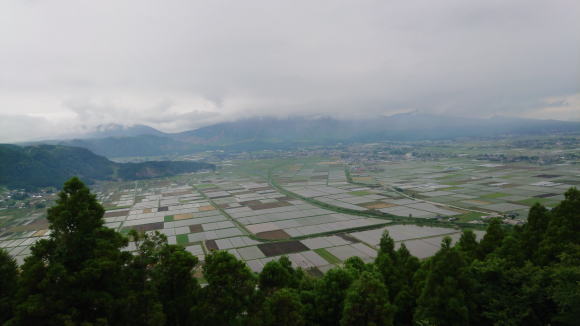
<box><xmin>0</xmin><ymin>0</ymin><xmax>578</xmax><ymax>142</ymax></box>
<box><xmin>522</xmin><ymin>93</ymin><xmax>580</xmax><ymax>121</ymax></box>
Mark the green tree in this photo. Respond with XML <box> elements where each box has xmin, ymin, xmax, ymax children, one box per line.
<box><xmin>0</xmin><ymin>249</ymin><xmax>18</xmax><ymax>324</ymax></box>
<box><xmin>10</xmin><ymin>177</ymin><xmax>130</xmax><ymax>325</ymax></box>
<box><xmin>343</xmin><ymin>256</ymin><xmax>367</xmax><ymax>274</ymax></box>
<box><xmin>414</xmin><ymin>237</ymin><xmax>472</xmax><ymax>326</ymax></box>
<box><xmin>315</xmin><ymin>267</ymin><xmax>356</xmax><ymax>326</ymax></box>
<box><xmin>521</xmin><ymin>203</ymin><xmax>550</xmax><ymax>261</ymax></box>
<box><xmin>375</xmin><ymin>230</ymin><xmax>400</xmax><ymax>300</ymax></box>
<box><xmin>122</xmin><ymin>231</ymin><xmax>166</xmax><ymax>326</ymax></box>
<box><xmin>538</xmin><ymin>188</ymin><xmax>580</xmax><ymax>265</ymax></box>
<box><xmin>549</xmin><ymin>262</ymin><xmax>580</xmax><ymax>325</ymax></box>
<box><xmin>340</xmin><ymin>271</ymin><xmax>395</xmax><ymax>326</ymax></box>
<box><xmin>259</xmin><ymin>256</ymin><xmax>299</xmax><ymax>295</ymax></box>
<box><xmin>456</xmin><ymin>229</ymin><xmax>479</xmax><ymax>260</ymax></box>
<box><xmin>393</xmin><ymin>243</ymin><xmax>420</xmax><ymax>326</ymax></box>
<box><xmin>470</xmin><ymin>258</ymin><xmax>554</xmax><ymax>325</ymax></box>
<box><xmin>197</xmin><ymin>250</ymin><xmax>256</xmax><ymax>326</ymax></box>
<box><xmin>478</xmin><ymin>218</ymin><xmax>505</xmax><ymax>259</ymax></box>
<box><xmin>261</xmin><ymin>289</ymin><xmax>305</xmax><ymax>326</ymax></box>
<box><xmin>153</xmin><ymin>243</ymin><xmax>200</xmax><ymax>326</ymax></box>
<box><xmin>126</xmin><ymin>231</ymin><xmax>200</xmax><ymax>326</ymax></box>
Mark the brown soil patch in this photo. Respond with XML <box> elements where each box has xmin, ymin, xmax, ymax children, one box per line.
<box><xmin>205</xmin><ymin>240</ymin><xmax>219</xmax><ymax>251</ymax></box>
<box><xmin>337</xmin><ymin>233</ymin><xmax>359</xmax><ymax>243</ymax></box>
<box><xmin>126</xmin><ymin>222</ymin><xmax>163</xmax><ymax>232</ymax></box>
<box><xmin>361</xmin><ymin>202</ymin><xmax>396</xmax><ymax>209</ymax></box>
<box><xmin>249</xmin><ymin>201</ymin><xmax>291</xmax><ymax>211</ymax></box>
<box><xmin>174</xmin><ymin>213</ymin><xmax>194</xmax><ymax>220</ymax></box>
<box><xmin>258</xmin><ymin>241</ymin><xmax>309</xmax><ymax>257</ymax></box>
<box><xmin>32</xmin><ymin>229</ymin><xmax>49</xmax><ymax>237</ymax></box>
<box><xmin>9</xmin><ymin>218</ymin><xmax>49</xmax><ymax>232</ymax></box>
<box><xmin>104</xmin><ymin>210</ymin><xmax>130</xmax><ymax>218</ymax></box>
<box><xmin>198</xmin><ymin>205</ymin><xmax>216</xmax><ymax>212</ymax></box>
<box><xmin>239</xmin><ymin>200</ymin><xmax>261</xmax><ymax>206</ymax></box>
<box><xmin>189</xmin><ymin>224</ymin><xmax>204</xmax><ymax>233</ymax></box>
<box><xmin>255</xmin><ymin>229</ymin><xmax>291</xmax><ymax>240</ymax></box>
<box><xmin>162</xmin><ymin>190</ymin><xmax>193</xmax><ymax>197</ymax></box>
<box><xmin>142</xmin><ymin>208</ymin><xmax>152</xmax><ymax>214</ymax></box>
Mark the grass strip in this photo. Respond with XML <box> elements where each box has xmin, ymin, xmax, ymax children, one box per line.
<box><xmin>314</xmin><ymin>248</ymin><xmax>341</xmax><ymax>265</ymax></box>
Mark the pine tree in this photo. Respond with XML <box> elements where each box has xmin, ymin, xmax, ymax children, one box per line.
<box><xmin>478</xmin><ymin>218</ymin><xmax>505</xmax><ymax>259</ymax></box>
<box><xmin>340</xmin><ymin>271</ymin><xmax>395</xmax><ymax>326</ymax></box>
<box><xmin>261</xmin><ymin>289</ymin><xmax>305</xmax><ymax>326</ymax></box>
<box><xmin>259</xmin><ymin>257</ymin><xmax>295</xmax><ymax>295</ymax></box>
<box><xmin>457</xmin><ymin>229</ymin><xmax>479</xmax><ymax>261</ymax></box>
<box><xmin>197</xmin><ymin>250</ymin><xmax>256</xmax><ymax>326</ymax></box>
<box><xmin>414</xmin><ymin>237</ymin><xmax>472</xmax><ymax>326</ymax></box>
<box><xmin>393</xmin><ymin>243</ymin><xmax>420</xmax><ymax>326</ymax></box>
<box><xmin>10</xmin><ymin>177</ymin><xmax>130</xmax><ymax>325</ymax></box>
<box><xmin>538</xmin><ymin>188</ymin><xmax>580</xmax><ymax>265</ymax></box>
<box><xmin>0</xmin><ymin>249</ymin><xmax>18</xmax><ymax>324</ymax></box>
<box><xmin>314</xmin><ymin>267</ymin><xmax>356</xmax><ymax>326</ymax></box>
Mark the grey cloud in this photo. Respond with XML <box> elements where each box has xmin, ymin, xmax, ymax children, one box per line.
<box><xmin>0</xmin><ymin>0</ymin><xmax>578</xmax><ymax>142</ymax></box>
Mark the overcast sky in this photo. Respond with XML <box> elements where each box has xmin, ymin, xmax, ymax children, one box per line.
<box><xmin>0</xmin><ymin>0</ymin><xmax>579</xmax><ymax>142</ymax></box>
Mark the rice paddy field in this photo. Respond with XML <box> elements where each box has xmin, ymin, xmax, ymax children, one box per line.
<box><xmin>3</xmin><ymin>152</ymin><xmax>578</xmax><ymax>275</ymax></box>
<box><xmin>354</xmin><ymin>159</ymin><xmax>580</xmax><ymax>221</ymax></box>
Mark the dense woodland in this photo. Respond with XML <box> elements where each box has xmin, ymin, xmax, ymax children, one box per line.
<box><xmin>0</xmin><ymin>145</ymin><xmax>214</xmax><ymax>190</ymax></box>
<box><xmin>1</xmin><ymin>177</ymin><xmax>578</xmax><ymax>325</ymax></box>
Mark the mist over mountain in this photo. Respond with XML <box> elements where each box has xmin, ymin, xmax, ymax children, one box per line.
<box><xmin>43</xmin><ymin>113</ymin><xmax>580</xmax><ymax>158</ymax></box>
<box><xmin>82</xmin><ymin>123</ymin><xmax>167</xmax><ymax>139</ymax></box>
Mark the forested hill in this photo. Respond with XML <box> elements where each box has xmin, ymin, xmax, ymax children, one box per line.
<box><xmin>0</xmin><ymin>144</ymin><xmax>215</xmax><ymax>190</ymax></box>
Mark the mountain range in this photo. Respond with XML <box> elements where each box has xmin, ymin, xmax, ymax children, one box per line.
<box><xmin>30</xmin><ymin>113</ymin><xmax>580</xmax><ymax>158</ymax></box>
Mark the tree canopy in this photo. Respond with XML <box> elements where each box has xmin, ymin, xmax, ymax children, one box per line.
<box><xmin>2</xmin><ymin>179</ymin><xmax>579</xmax><ymax>325</ymax></box>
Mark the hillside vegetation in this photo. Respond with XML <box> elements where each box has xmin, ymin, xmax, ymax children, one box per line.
<box><xmin>0</xmin><ymin>144</ymin><xmax>214</xmax><ymax>190</ymax></box>
<box><xmin>1</xmin><ymin>178</ymin><xmax>578</xmax><ymax>325</ymax></box>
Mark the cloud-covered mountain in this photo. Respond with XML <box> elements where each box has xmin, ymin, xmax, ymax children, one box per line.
<box><xmin>81</xmin><ymin>123</ymin><xmax>168</xmax><ymax>139</ymax></box>
<box><xmin>45</xmin><ymin>114</ymin><xmax>580</xmax><ymax>158</ymax></box>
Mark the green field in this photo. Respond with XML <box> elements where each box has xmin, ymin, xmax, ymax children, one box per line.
<box><xmin>314</xmin><ymin>248</ymin><xmax>341</xmax><ymax>264</ymax></box>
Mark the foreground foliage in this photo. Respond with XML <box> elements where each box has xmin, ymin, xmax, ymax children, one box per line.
<box><xmin>1</xmin><ymin>177</ymin><xmax>578</xmax><ymax>325</ymax></box>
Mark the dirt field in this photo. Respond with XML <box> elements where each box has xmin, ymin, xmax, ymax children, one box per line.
<box><xmin>104</xmin><ymin>210</ymin><xmax>130</xmax><ymax>218</ymax></box>
<box><xmin>205</xmin><ymin>239</ymin><xmax>219</xmax><ymax>251</ymax></box>
<box><xmin>198</xmin><ymin>205</ymin><xmax>216</xmax><ymax>212</ymax></box>
<box><xmin>174</xmin><ymin>213</ymin><xmax>194</xmax><ymax>220</ymax></box>
<box><xmin>162</xmin><ymin>190</ymin><xmax>193</xmax><ymax>197</ymax></box>
<box><xmin>255</xmin><ymin>229</ymin><xmax>291</xmax><ymax>240</ymax></box>
<box><xmin>126</xmin><ymin>222</ymin><xmax>163</xmax><ymax>232</ymax></box>
<box><xmin>258</xmin><ymin>241</ymin><xmax>309</xmax><ymax>257</ymax></box>
<box><xmin>189</xmin><ymin>224</ymin><xmax>203</xmax><ymax>233</ymax></box>
<box><xmin>361</xmin><ymin>201</ymin><xmax>396</xmax><ymax>209</ymax></box>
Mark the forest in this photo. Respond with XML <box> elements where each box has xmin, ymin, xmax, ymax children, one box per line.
<box><xmin>0</xmin><ymin>177</ymin><xmax>578</xmax><ymax>326</ymax></box>
<box><xmin>0</xmin><ymin>144</ymin><xmax>214</xmax><ymax>190</ymax></box>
